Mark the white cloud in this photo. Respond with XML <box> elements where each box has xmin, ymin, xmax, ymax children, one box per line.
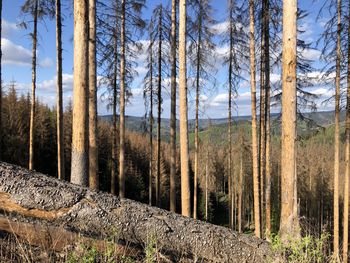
<box><xmin>39</xmin><ymin>57</ymin><xmax>54</xmax><ymax>68</ymax></box>
<box><xmin>2</xmin><ymin>20</ymin><xmax>18</xmax><ymax>38</ymax></box>
<box><xmin>210</xmin><ymin>21</ymin><xmax>229</xmax><ymax>35</ymax></box>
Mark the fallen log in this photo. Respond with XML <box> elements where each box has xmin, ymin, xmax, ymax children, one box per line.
<box><xmin>0</xmin><ymin>162</ymin><xmax>274</xmax><ymax>262</ymax></box>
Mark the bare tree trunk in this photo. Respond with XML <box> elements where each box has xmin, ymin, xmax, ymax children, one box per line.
<box><xmin>334</xmin><ymin>0</ymin><xmax>341</xmax><ymax>259</ymax></box>
<box><xmin>342</xmin><ymin>2</ymin><xmax>349</xmax><ymax>261</ymax></box>
<box><xmin>29</xmin><ymin>0</ymin><xmax>38</xmax><ymax>171</ymax></box>
<box><xmin>179</xmin><ymin>0</ymin><xmax>191</xmax><ymax>217</ymax></box>
<box><xmin>265</xmin><ymin>90</ymin><xmax>271</xmax><ymax>240</ymax></box>
<box><xmin>0</xmin><ymin>1</ymin><xmax>1</xmax><ymax>138</ymax></box>
<box><xmin>88</xmin><ymin>0</ymin><xmax>98</xmax><ymax>190</ymax></box>
<box><xmin>111</xmin><ymin>34</ymin><xmax>118</xmax><ymax>195</ymax></box>
<box><xmin>119</xmin><ymin>0</ymin><xmax>126</xmax><ymax>198</ymax></box>
<box><xmin>249</xmin><ymin>0</ymin><xmax>261</xmax><ymax>238</ymax></box>
<box><xmin>279</xmin><ymin>0</ymin><xmax>300</xmax><ymax>239</ymax></box>
<box><xmin>169</xmin><ymin>0</ymin><xmax>177</xmax><ymax>213</ymax></box>
<box><xmin>71</xmin><ymin>0</ymin><xmax>89</xmax><ymax>186</ymax></box>
<box><xmin>156</xmin><ymin>6</ymin><xmax>163</xmax><ymax>208</ymax></box>
<box><xmin>238</xmin><ymin>150</ymin><xmax>243</xmax><ymax>233</ymax></box>
<box><xmin>205</xmin><ymin>147</ymin><xmax>209</xmax><ymax>221</ymax></box>
<box><xmin>193</xmin><ymin>7</ymin><xmax>202</xmax><ymax>220</ymax></box>
<box><xmin>56</xmin><ymin>0</ymin><xmax>65</xmax><ymax>181</ymax></box>
<box><xmin>228</xmin><ymin>2</ymin><xmax>234</xmax><ymax>228</ymax></box>
<box><xmin>149</xmin><ymin>43</ymin><xmax>154</xmax><ymax>206</ymax></box>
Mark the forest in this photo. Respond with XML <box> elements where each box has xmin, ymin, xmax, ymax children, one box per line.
<box><xmin>0</xmin><ymin>0</ymin><xmax>349</xmax><ymax>262</ymax></box>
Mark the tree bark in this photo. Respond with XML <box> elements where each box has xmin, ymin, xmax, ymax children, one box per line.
<box><xmin>169</xmin><ymin>0</ymin><xmax>177</xmax><ymax>213</ymax></box>
<box><xmin>334</xmin><ymin>0</ymin><xmax>341</xmax><ymax>259</ymax></box>
<box><xmin>279</xmin><ymin>0</ymin><xmax>300</xmax><ymax>239</ymax></box>
<box><xmin>194</xmin><ymin>4</ymin><xmax>202</xmax><ymax>220</ymax></box>
<box><xmin>111</xmin><ymin>35</ymin><xmax>118</xmax><ymax>195</ymax></box>
<box><xmin>71</xmin><ymin>0</ymin><xmax>89</xmax><ymax>186</ymax></box>
<box><xmin>249</xmin><ymin>0</ymin><xmax>261</xmax><ymax>238</ymax></box>
<box><xmin>342</xmin><ymin>2</ymin><xmax>349</xmax><ymax>261</ymax></box>
<box><xmin>156</xmin><ymin>7</ymin><xmax>163</xmax><ymax>208</ymax></box>
<box><xmin>149</xmin><ymin>41</ymin><xmax>154</xmax><ymax>206</ymax></box>
<box><xmin>0</xmin><ymin>0</ymin><xmax>3</xmax><ymax>159</ymax></box>
<box><xmin>0</xmin><ymin>162</ymin><xmax>274</xmax><ymax>263</ymax></box>
<box><xmin>56</xmin><ymin>0</ymin><xmax>65</xmax><ymax>181</ymax></box>
<box><xmin>29</xmin><ymin>0</ymin><xmax>38</xmax><ymax>171</ymax></box>
<box><xmin>88</xmin><ymin>0</ymin><xmax>99</xmax><ymax>190</ymax></box>
<box><xmin>179</xmin><ymin>0</ymin><xmax>191</xmax><ymax>217</ymax></box>
<box><xmin>119</xmin><ymin>0</ymin><xmax>126</xmax><ymax>198</ymax></box>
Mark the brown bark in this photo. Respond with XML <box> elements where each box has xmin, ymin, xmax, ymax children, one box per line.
<box><xmin>0</xmin><ymin>162</ymin><xmax>274</xmax><ymax>262</ymax></box>
<box><xmin>56</xmin><ymin>0</ymin><xmax>65</xmax><ymax>181</ymax></box>
<box><xmin>149</xmin><ymin>42</ymin><xmax>154</xmax><ymax>206</ymax></box>
<box><xmin>156</xmin><ymin>7</ymin><xmax>163</xmax><ymax>207</ymax></box>
<box><xmin>343</xmin><ymin>2</ymin><xmax>349</xmax><ymax>261</ymax></box>
<box><xmin>238</xmin><ymin>151</ymin><xmax>243</xmax><ymax>233</ymax></box>
<box><xmin>334</xmin><ymin>0</ymin><xmax>341</xmax><ymax>259</ymax></box>
<box><xmin>88</xmin><ymin>0</ymin><xmax>99</xmax><ymax>190</ymax></box>
<box><xmin>169</xmin><ymin>0</ymin><xmax>177</xmax><ymax>213</ymax></box>
<box><xmin>179</xmin><ymin>0</ymin><xmax>191</xmax><ymax>217</ymax></box>
<box><xmin>193</xmin><ymin>5</ymin><xmax>202</xmax><ymax>220</ymax></box>
<box><xmin>71</xmin><ymin>0</ymin><xmax>89</xmax><ymax>186</ymax></box>
<box><xmin>0</xmin><ymin>0</ymin><xmax>3</xmax><ymax>158</ymax></box>
<box><xmin>119</xmin><ymin>0</ymin><xmax>126</xmax><ymax>198</ymax></box>
<box><xmin>29</xmin><ymin>0</ymin><xmax>38</xmax><ymax>171</ymax></box>
<box><xmin>249</xmin><ymin>0</ymin><xmax>261</xmax><ymax>238</ymax></box>
<box><xmin>279</xmin><ymin>0</ymin><xmax>300</xmax><ymax>239</ymax></box>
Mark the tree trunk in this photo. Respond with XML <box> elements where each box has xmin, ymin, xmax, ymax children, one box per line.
<box><xmin>249</xmin><ymin>0</ymin><xmax>261</xmax><ymax>238</ymax></box>
<box><xmin>0</xmin><ymin>0</ymin><xmax>3</xmax><ymax>159</ymax></box>
<box><xmin>56</xmin><ymin>0</ymin><xmax>65</xmax><ymax>181</ymax></box>
<box><xmin>0</xmin><ymin>162</ymin><xmax>274</xmax><ymax>263</ymax></box>
<box><xmin>179</xmin><ymin>0</ymin><xmax>191</xmax><ymax>217</ymax></box>
<box><xmin>88</xmin><ymin>0</ymin><xmax>99</xmax><ymax>190</ymax></box>
<box><xmin>205</xmin><ymin>147</ymin><xmax>209</xmax><ymax>221</ymax></box>
<box><xmin>169</xmin><ymin>0</ymin><xmax>177</xmax><ymax>213</ymax></box>
<box><xmin>279</xmin><ymin>0</ymin><xmax>300</xmax><ymax>239</ymax></box>
<box><xmin>156</xmin><ymin>7</ymin><xmax>163</xmax><ymax>208</ymax></box>
<box><xmin>342</xmin><ymin>2</ymin><xmax>349</xmax><ymax>261</ymax></box>
<box><xmin>238</xmin><ymin>151</ymin><xmax>243</xmax><ymax>233</ymax></box>
<box><xmin>334</xmin><ymin>0</ymin><xmax>341</xmax><ymax>259</ymax></box>
<box><xmin>71</xmin><ymin>0</ymin><xmax>89</xmax><ymax>186</ymax></box>
<box><xmin>194</xmin><ymin>7</ymin><xmax>202</xmax><ymax>220</ymax></box>
<box><xmin>29</xmin><ymin>0</ymin><xmax>38</xmax><ymax>171</ymax></box>
<box><xmin>111</xmin><ymin>34</ymin><xmax>118</xmax><ymax>195</ymax></box>
<box><xmin>119</xmin><ymin>0</ymin><xmax>126</xmax><ymax>198</ymax></box>
<box><xmin>149</xmin><ymin>42</ymin><xmax>154</xmax><ymax>206</ymax></box>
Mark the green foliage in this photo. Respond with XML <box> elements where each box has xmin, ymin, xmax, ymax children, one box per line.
<box><xmin>270</xmin><ymin>232</ymin><xmax>330</xmax><ymax>263</ymax></box>
<box><xmin>145</xmin><ymin>232</ymin><xmax>158</xmax><ymax>263</ymax></box>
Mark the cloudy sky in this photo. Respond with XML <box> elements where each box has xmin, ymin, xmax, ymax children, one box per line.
<box><xmin>1</xmin><ymin>0</ymin><xmax>334</xmax><ymax>119</ymax></box>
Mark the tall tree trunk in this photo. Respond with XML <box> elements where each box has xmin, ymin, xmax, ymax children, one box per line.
<box><xmin>149</xmin><ymin>41</ymin><xmax>154</xmax><ymax>206</ymax></box>
<box><xmin>249</xmin><ymin>0</ymin><xmax>261</xmax><ymax>238</ymax></box>
<box><xmin>334</xmin><ymin>0</ymin><xmax>341</xmax><ymax>259</ymax></box>
<box><xmin>71</xmin><ymin>0</ymin><xmax>89</xmax><ymax>186</ymax></box>
<box><xmin>279</xmin><ymin>0</ymin><xmax>300</xmax><ymax>239</ymax></box>
<box><xmin>111</xmin><ymin>33</ymin><xmax>118</xmax><ymax>195</ymax></box>
<box><xmin>205</xmin><ymin>146</ymin><xmax>209</xmax><ymax>221</ymax></box>
<box><xmin>119</xmin><ymin>0</ymin><xmax>126</xmax><ymax>198</ymax></box>
<box><xmin>169</xmin><ymin>0</ymin><xmax>177</xmax><ymax>213</ymax></box>
<box><xmin>228</xmin><ymin>1</ymin><xmax>234</xmax><ymax>229</ymax></box>
<box><xmin>56</xmin><ymin>0</ymin><xmax>65</xmax><ymax>181</ymax></box>
<box><xmin>342</xmin><ymin>2</ymin><xmax>349</xmax><ymax>261</ymax></box>
<box><xmin>238</xmin><ymin>149</ymin><xmax>243</xmax><ymax>233</ymax></box>
<box><xmin>29</xmin><ymin>0</ymin><xmax>38</xmax><ymax>171</ymax></box>
<box><xmin>265</xmin><ymin>87</ymin><xmax>271</xmax><ymax>240</ymax></box>
<box><xmin>0</xmin><ymin>0</ymin><xmax>3</xmax><ymax>159</ymax></box>
<box><xmin>194</xmin><ymin>6</ymin><xmax>202</xmax><ymax>220</ymax></box>
<box><xmin>179</xmin><ymin>0</ymin><xmax>191</xmax><ymax>217</ymax></box>
<box><xmin>156</xmin><ymin>6</ymin><xmax>163</xmax><ymax>208</ymax></box>
<box><xmin>88</xmin><ymin>0</ymin><xmax>98</xmax><ymax>190</ymax></box>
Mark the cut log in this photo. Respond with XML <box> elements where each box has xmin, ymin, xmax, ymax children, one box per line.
<box><xmin>0</xmin><ymin>162</ymin><xmax>274</xmax><ymax>262</ymax></box>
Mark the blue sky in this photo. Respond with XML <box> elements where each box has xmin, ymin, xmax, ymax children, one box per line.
<box><xmin>1</xmin><ymin>0</ymin><xmax>335</xmax><ymax>119</ymax></box>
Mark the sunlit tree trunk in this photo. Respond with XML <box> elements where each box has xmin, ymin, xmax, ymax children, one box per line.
<box><xmin>71</xmin><ymin>0</ymin><xmax>89</xmax><ymax>186</ymax></box>
<box><xmin>249</xmin><ymin>0</ymin><xmax>261</xmax><ymax>238</ymax></box>
<box><xmin>56</xmin><ymin>0</ymin><xmax>65</xmax><ymax>181</ymax></box>
<box><xmin>334</xmin><ymin>0</ymin><xmax>341</xmax><ymax>259</ymax></box>
<box><xmin>88</xmin><ymin>0</ymin><xmax>98</xmax><ymax>190</ymax></box>
<box><xmin>149</xmin><ymin>48</ymin><xmax>154</xmax><ymax>205</ymax></box>
<box><xmin>342</xmin><ymin>2</ymin><xmax>349</xmax><ymax>261</ymax></box>
<box><xmin>119</xmin><ymin>0</ymin><xmax>126</xmax><ymax>198</ymax></box>
<box><xmin>238</xmin><ymin>151</ymin><xmax>243</xmax><ymax>232</ymax></box>
<box><xmin>169</xmin><ymin>0</ymin><xmax>177</xmax><ymax>213</ymax></box>
<box><xmin>205</xmin><ymin>147</ymin><xmax>209</xmax><ymax>221</ymax></box>
<box><xmin>111</xmin><ymin>34</ymin><xmax>118</xmax><ymax>195</ymax></box>
<box><xmin>0</xmin><ymin>0</ymin><xmax>3</xmax><ymax>158</ymax></box>
<box><xmin>29</xmin><ymin>0</ymin><xmax>38</xmax><ymax>171</ymax></box>
<box><xmin>193</xmin><ymin>5</ymin><xmax>202</xmax><ymax>219</ymax></box>
<box><xmin>156</xmin><ymin>6</ymin><xmax>163</xmax><ymax>207</ymax></box>
<box><xmin>279</xmin><ymin>0</ymin><xmax>300</xmax><ymax>239</ymax></box>
<box><xmin>179</xmin><ymin>0</ymin><xmax>191</xmax><ymax>217</ymax></box>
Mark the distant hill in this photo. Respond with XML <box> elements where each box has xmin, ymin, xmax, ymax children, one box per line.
<box><xmin>99</xmin><ymin>110</ymin><xmax>339</xmax><ymax>143</ymax></box>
